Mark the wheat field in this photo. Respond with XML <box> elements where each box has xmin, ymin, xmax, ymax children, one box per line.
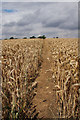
<box><xmin>1</xmin><ymin>39</ymin><xmax>43</xmax><ymax>119</ymax></box>
<box><xmin>49</xmin><ymin>38</ymin><xmax>80</xmax><ymax>118</ymax></box>
<box><xmin>1</xmin><ymin>38</ymin><xmax>80</xmax><ymax>119</ymax></box>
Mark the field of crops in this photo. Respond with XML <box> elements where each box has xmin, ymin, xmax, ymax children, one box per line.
<box><xmin>48</xmin><ymin>38</ymin><xmax>80</xmax><ymax>118</ymax></box>
<box><xmin>2</xmin><ymin>39</ymin><xmax>43</xmax><ymax>119</ymax></box>
<box><xmin>1</xmin><ymin>38</ymin><xmax>80</xmax><ymax>119</ymax></box>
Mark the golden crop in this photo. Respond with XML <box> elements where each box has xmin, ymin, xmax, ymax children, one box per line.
<box><xmin>1</xmin><ymin>38</ymin><xmax>80</xmax><ymax>119</ymax></box>
<box><xmin>50</xmin><ymin>38</ymin><xmax>80</xmax><ymax>118</ymax></box>
<box><xmin>2</xmin><ymin>39</ymin><xmax>43</xmax><ymax>119</ymax></box>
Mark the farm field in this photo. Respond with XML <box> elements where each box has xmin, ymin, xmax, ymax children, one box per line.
<box><xmin>1</xmin><ymin>38</ymin><xmax>80</xmax><ymax>119</ymax></box>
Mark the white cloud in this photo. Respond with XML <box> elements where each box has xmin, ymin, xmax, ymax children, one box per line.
<box><xmin>0</xmin><ymin>2</ymin><xmax>2</xmax><ymax>39</ymax></box>
<box><xmin>2</xmin><ymin>2</ymin><xmax>78</xmax><ymax>39</ymax></box>
<box><xmin>2</xmin><ymin>0</ymin><xmax>80</xmax><ymax>2</ymax></box>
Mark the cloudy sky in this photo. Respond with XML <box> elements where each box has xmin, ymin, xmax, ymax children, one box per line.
<box><xmin>1</xmin><ymin>2</ymin><xmax>78</xmax><ymax>39</ymax></box>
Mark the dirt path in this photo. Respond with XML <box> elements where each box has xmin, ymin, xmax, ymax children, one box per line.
<box><xmin>33</xmin><ymin>39</ymin><xmax>59</xmax><ymax>119</ymax></box>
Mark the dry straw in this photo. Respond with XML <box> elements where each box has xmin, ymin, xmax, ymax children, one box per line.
<box><xmin>1</xmin><ymin>38</ymin><xmax>80</xmax><ymax>119</ymax></box>
<box><xmin>2</xmin><ymin>39</ymin><xmax>43</xmax><ymax>119</ymax></box>
<box><xmin>51</xmin><ymin>38</ymin><xmax>79</xmax><ymax>118</ymax></box>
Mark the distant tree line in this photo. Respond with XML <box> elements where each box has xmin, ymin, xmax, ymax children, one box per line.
<box><xmin>53</xmin><ymin>37</ymin><xmax>59</xmax><ymax>38</ymax></box>
<box><xmin>30</xmin><ymin>35</ymin><xmax>46</xmax><ymax>39</ymax></box>
<box><xmin>30</xmin><ymin>36</ymin><xmax>36</xmax><ymax>39</ymax></box>
<box><xmin>5</xmin><ymin>35</ymin><xmax>46</xmax><ymax>40</ymax></box>
<box><xmin>4</xmin><ymin>35</ymin><xmax>59</xmax><ymax>40</ymax></box>
<box><xmin>38</xmin><ymin>35</ymin><xmax>46</xmax><ymax>39</ymax></box>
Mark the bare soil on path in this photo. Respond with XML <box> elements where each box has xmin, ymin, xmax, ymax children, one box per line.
<box><xmin>33</xmin><ymin>39</ymin><xmax>59</xmax><ymax>119</ymax></box>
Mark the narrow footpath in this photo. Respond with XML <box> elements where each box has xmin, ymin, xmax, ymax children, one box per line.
<box><xmin>33</xmin><ymin>39</ymin><xmax>59</xmax><ymax>119</ymax></box>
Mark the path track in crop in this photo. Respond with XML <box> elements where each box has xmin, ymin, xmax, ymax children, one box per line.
<box><xmin>33</xmin><ymin>39</ymin><xmax>59</xmax><ymax>118</ymax></box>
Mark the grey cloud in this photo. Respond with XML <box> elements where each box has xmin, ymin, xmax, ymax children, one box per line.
<box><xmin>2</xmin><ymin>27</ymin><xmax>32</xmax><ymax>38</ymax></box>
<box><xmin>3</xmin><ymin>22</ymin><xmax>16</xmax><ymax>27</ymax></box>
<box><xmin>43</xmin><ymin>18</ymin><xmax>65</xmax><ymax>28</ymax></box>
<box><xmin>17</xmin><ymin>11</ymin><xmax>39</xmax><ymax>26</ymax></box>
<box><xmin>59</xmin><ymin>22</ymin><xmax>78</xmax><ymax>30</ymax></box>
<box><xmin>78</xmin><ymin>2</ymin><xmax>80</xmax><ymax>30</ymax></box>
<box><xmin>2</xmin><ymin>2</ymin><xmax>78</xmax><ymax>39</ymax></box>
<box><xmin>2</xmin><ymin>0</ymin><xmax>79</xmax><ymax>2</ymax></box>
<box><xmin>42</xmin><ymin>3</ymin><xmax>78</xmax><ymax>30</ymax></box>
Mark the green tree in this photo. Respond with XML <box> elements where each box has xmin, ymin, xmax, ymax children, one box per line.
<box><xmin>42</xmin><ymin>35</ymin><xmax>46</xmax><ymax>39</ymax></box>
<box><xmin>10</xmin><ymin>37</ymin><xmax>14</xmax><ymax>39</ymax></box>
<box><xmin>23</xmin><ymin>37</ymin><xmax>27</xmax><ymax>39</ymax></box>
<box><xmin>38</xmin><ymin>35</ymin><xmax>46</xmax><ymax>39</ymax></box>
<box><xmin>56</xmin><ymin>37</ymin><xmax>58</xmax><ymax>38</ymax></box>
<box><xmin>30</xmin><ymin>36</ymin><xmax>36</xmax><ymax>39</ymax></box>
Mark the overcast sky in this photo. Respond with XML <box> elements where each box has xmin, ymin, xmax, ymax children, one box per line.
<box><xmin>1</xmin><ymin>0</ymin><xmax>80</xmax><ymax>2</ymax></box>
<box><xmin>1</xmin><ymin>2</ymin><xmax>78</xmax><ymax>39</ymax></box>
